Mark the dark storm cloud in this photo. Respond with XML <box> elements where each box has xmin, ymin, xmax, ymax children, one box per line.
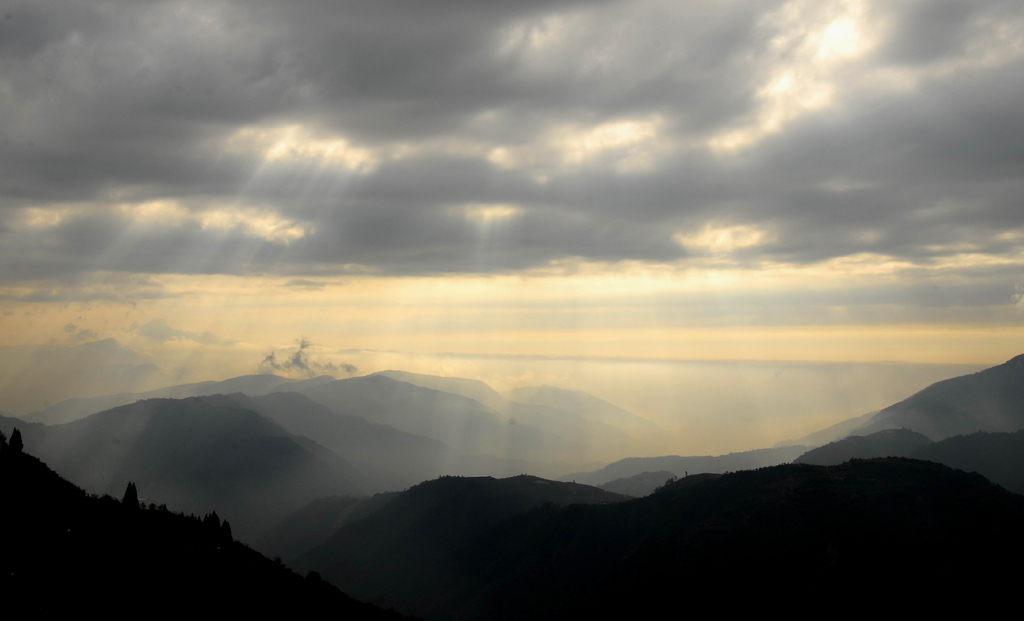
<box><xmin>0</xmin><ymin>0</ymin><xmax>1022</xmax><ymax>285</ymax></box>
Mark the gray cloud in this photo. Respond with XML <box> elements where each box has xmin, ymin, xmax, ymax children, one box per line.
<box><xmin>132</xmin><ymin>318</ymin><xmax>232</xmax><ymax>345</ymax></box>
<box><xmin>0</xmin><ymin>0</ymin><xmax>1021</xmax><ymax>293</ymax></box>
<box><xmin>63</xmin><ymin>322</ymin><xmax>98</xmax><ymax>343</ymax></box>
<box><xmin>259</xmin><ymin>338</ymin><xmax>356</xmax><ymax>378</ymax></box>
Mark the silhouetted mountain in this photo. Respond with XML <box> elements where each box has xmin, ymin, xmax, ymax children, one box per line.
<box><xmin>562</xmin><ymin>445</ymin><xmax>809</xmax><ymax>486</ymax></box>
<box><xmin>1</xmin><ymin>397</ymin><xmax>365</xmax><ymax>539</ymax></box>
<box><xmin>301</xmin><ymin>459</ymin><xmax>1024</xmax><ymax>618</ymax></box>
<box><xmin>501</xmin><ymin>381</ymin><xmax>663</xmax><ymax>450</ymax></box>
<box><xmin>224</xmin><ymin>391</ymin><xmax>444</xmax><ymax>489</ymax></box>
<box><xmin>257</xmin><ymin>493</ymin><xmax>399</xmax><ymax>561</ymax></box>
<box><xmin>773</xmin><ymin>410</ymin><xmax>878</xmax><ymax>447</ymax></box>
<box><xmin>793</xmin><ymin>428</ymin><xmax>1024</xmax><ymax>494</ymax></box>
<box><xmin>909</xmin><ymin>430</ymin><xmax>1024</xmax><ymax>494</ymax></box>
<box><xmin>297</xmin><ymin>375</ymin><xmax>602</xmax><ymax>471</ymax></box>
<box><xmin>784</xmin><ymin>355</ymin><xmax>1024</xmax><ymax>446</ymax></box>
<box><xmin>504</xmin><ymin>384</ymin><xmax>664</xmax><ymax>443</ymax></box>
<box><xmin>0</xmin><ymin>447</ymin><xmax>410</xmax><ymax>617</ymax></box>
<box><xmin>356</xmin><ymin>373</ymin><xmax>655</xmax><ymax>459</ymax></box>
<box><xmin>598</xmin><ymin>470</ymin><xmax>677</xmax><ymax>497</ymax></box>
<box><xmin>296</xmin><ymin>475</ymin><xmax>628</xmax><ymax>615</ymax></box>
<box><xmin>21</xmin><ymin>370</ymin><xmax>656</xmax><ymax>470</ymax></box>
<box><xmin>25</xmin><ymin>373</ymin><xmax>336</xmax><ymax>425</ymax></box>
<box><xmin>795</xmin><ymin>428</ymin><xmax>934</xmax><ymax>466</ymax></box>
<box><xmin>853</xmin><ymin>354</ymin><xmax>1024</xmax><ymax>439</ymax></box>
<box><xmin>374</xmin><ymin>370</ymin><xmax>510</xmax><ymax>411</ymax></box>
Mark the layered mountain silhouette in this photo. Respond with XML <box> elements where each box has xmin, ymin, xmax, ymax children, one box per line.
<box><xmin>376</xmin><ymin>371</ymin><xmax>664</xmax><ymax>453</ymax></box>
<box><xmin>1</xmin><ymin>396</ymin><xmax>368</xmax><ymax>539</ymax></box>
<box><xmin>298</xmin><ymin>375</ymin><xmax>612</xmax><ymax>471</ymax></box>
<box><xmin>794</xmin><ymin>428</ymin><xmax>933</xmax><ymax>465</ymax></box>
<box><xmin>292</xmin><ymin>459</ymin><xmax>1024</xmax><ymax>618</ymax></box>
<box><xmin>913</xmin><ymin>430</ymin><xmax>1024</xmax><ymax>494</ymax></box>
<box><xmin>796</xmin><ymin>427</ymin><xmax>1024</xmax><ymax>494</ymax></box>
<box><xmin>223</xmin><ymin>391</ymin><xmax>452</xmax><ymax>488</ymax></box>
<box><xmin>562</xmin><ymin>445</ymin><xmax>809</xmax><ymax>486</ymax></box>
<box><xmin>781</xmin><ymin>354</ymin><xmax>1024</xmax><ymax>446</ymax></box>
<box><xmin>503</xmin><ymin>384</ymin><xmax>663</xmax><ymax>442</ymax></box>
<box><xmin>0</xmin><ymin>446</ymin><xmax>410</xmax><ymax>617</ymax></box>
<box><xmin>598</xmin><ymin>470</ymin><xmax>678</xmax><ymax>497</ymax></box>
<box><xmin>20</xmin><ymin>370</ymin><xmax>660</xmax><ymax>474</ymax></box>
<box><xmin>257</xmin><ymin>493</ymin><xmax>399</xmax><ymax>561</ymax></box>
<box><xmin>296</xmin><ymin>475</ymin><xmax>628</xmax><ymax>615</ymax></box>
<box><xmin>25</xmin><ymin>373</ymin><xmax>336</xmax><ymax>425</ymax></box>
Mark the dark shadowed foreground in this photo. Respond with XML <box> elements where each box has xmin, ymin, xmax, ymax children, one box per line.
<box><xmin>300</xmin><ymin>459</ymin><xmax>1024</xmax><ymax>619</ymax></box>
<box><xmin>0</xmin><ymin>445</ymin><xmax>411</xmax><ymax>618</ymax></box>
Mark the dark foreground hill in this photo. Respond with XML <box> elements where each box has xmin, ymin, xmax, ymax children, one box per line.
<box><xmin>795</xmin><ymin>428</ymin><xmax>934</xmax><ymax>465</ymax></box>
<box><xmin>913</xmin><ymin>431</ymin><xmax>1024</xmax><ymax>494</ymax></box>
<box><xmin>0</xmin><ymin>446</ymin><xmax>410</xmax><ymax>617</ymax></box>
<box><xmin>297</xmin><ymin>476</ymin><xmax>628</xmax><ymax>615</ymax></box>
<box><xmin>256</xmin><ymin>492</ymin><xmax>399</xmax><ymax>561</ymax></box>
<box><xmin>563</xmin><ymin>445</ymin><xmax>809</xmax><ymax>486</ymax></box>
<box><xmin>1</xmin><ymin>397</ymin><xmax>366</xmax><ymax>539</ymax></box>
<box><xmin>795</xmin><ymin>428</ymin><xmax>1024</xmax><ymax>494</ymax></box>
<box><xmin>598</xmin><ymin>470</ymin><xmax>677</xmax><ymax>497</ymax></box>
<box><xmin>302</xmin><ymin>459</ymin><xmax>1024</xmax><ymax>618</ymax></box>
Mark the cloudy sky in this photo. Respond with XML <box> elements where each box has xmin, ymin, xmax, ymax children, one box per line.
<box><xmin>1</xmin><ymin>0</ymin><xmax>1023</xmax><ymax>445</ymax></box>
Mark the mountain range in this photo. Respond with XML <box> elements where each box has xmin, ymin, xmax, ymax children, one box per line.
<box><xmin>295</xmin><ymin>475</ymin><xmax>628</xmax><ymax>615</ymax></box>
<box><xmin>293</xmin><ymin>458</ymin><xmax>1024</xmax><ymax>618</ymax></box>
<box><xmin>561</xmin><ymin>445</ymin><xmax>810</xmax><ymax>486</ymax></box>
<box><xmin>5</xmin><ymin>354</ymin><xmax>1024</xmax><ymax>617</ymax></box>
<box><xmin>597</xmin><ymin>470</ymin><xmax>678</xmax><ymax>497</ymax></box>
<box><xmin>18</xmin><ymin>370</ymin><xmax>663</xmax><ymax>477</ymax></box>
<box><xmin>795</xmin><ymin>427</ymin><xmax>1024</xmax><ymax>494</ymax></box>
<box><xmin>779</xmin><ymin>354</ymin><xmax>1024</xmax><ymax>446</ymax></box>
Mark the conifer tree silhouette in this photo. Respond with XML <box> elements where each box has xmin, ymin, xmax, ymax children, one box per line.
<box><xmin>0</xmin><ymin>429</ymin><xmax>7</xmax><ymax>447</ymax></box>
<box><xmin>122</xmin><ymin>482</ymin><xmax>139</xmax><ymax>509</ymax></box>
<box><xmin>10</xmin><ymin>428</ymin><xmax>23</xmax><ymax>453</ymax></box>
<box><xmin>220</xmin><ymin>520</ymin><xmax>233</xmax><ymax>544</ymax></box>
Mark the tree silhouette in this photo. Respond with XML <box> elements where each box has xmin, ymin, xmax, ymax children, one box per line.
<box><xmin>0</xmin><ymin>429</ymin><xmax>7</xmax><ymax>447</ymax></box>
<box><xmin>10</xmin><ymin>428</ymin><xmax>23</xmax><ymax>453</ymax></box>
<box><xmin>122</xmin><ymin>482</ymin><xmax>139</xmax><ymax>509</ymax></box>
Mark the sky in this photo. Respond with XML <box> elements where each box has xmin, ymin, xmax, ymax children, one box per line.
<box><xmin>1</xmin><ymin>0</ymin><xmax>1023</xmax><ymax>451</ymax></box>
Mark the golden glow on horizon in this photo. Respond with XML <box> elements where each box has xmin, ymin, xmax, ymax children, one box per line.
<box><xmin>2</xmin><ymin>252</ymin><xmax>1024</xmax><ymax>370</ymax></box>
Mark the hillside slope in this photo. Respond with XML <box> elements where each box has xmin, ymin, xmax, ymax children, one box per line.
<box><xmin>795</xmin><ymin>428</ymin><xmax>933</xmax><ymax>466</ymax></box>
<box><xmin>256</xmin><ymin>493</ymin><xmax>400</xmax><ymax>561</ymax></box>
<box><xmin>297</xmin><ymin>375</ymin><xmax>599</xmax><ymax>468</ymax></box>
<box><xmin>0</xmin><ymin>446</ymin><xmax>408</xmax><ymax>617</ymax></box>
<box><xmin>2</xmin><ymin>397</ymin><xmax>364</xmax><ymax>538</ymax></box>
<box><xmin>350</xmin><ymin>459</ymin><xmax>1024</xmax><ymax>619</ymax></box>
<box><xmin>25</xmin><ymin>374</ymin><xmax>336</xmax><ymax>425</ymax></box>
<box><xmin>913</xmin><ymin>430</ymin><xmax>1024</xmax><ymax>494</ymax></box>
<box><xmin>562</xmin><ymin>445</ymin><xmax>809</xmax><ymax>486</ymax></box>
<box><xmin>598</xmin><ymin>470</ymin><xmax>677</xmax><ymax>497</ymax></box>
<box><xmin>374</xmin><ymin>372</ymin><xmax>658</xmax><ymax>456</ymax></box>
<box><xmin>227</xmin><ymin>391</ymin><xmax>453</xmax><ymax>488</ymax></box>
<box><xmin>297</xmin><ymin>475</ymin><xmax>628</xmax><ymax>615</ymax></box>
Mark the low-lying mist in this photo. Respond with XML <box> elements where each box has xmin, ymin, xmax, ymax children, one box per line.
<box><xmin>0</xmin><ymin>338</ymin><xmax>984</xmax><ymax>456</ymax></box>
